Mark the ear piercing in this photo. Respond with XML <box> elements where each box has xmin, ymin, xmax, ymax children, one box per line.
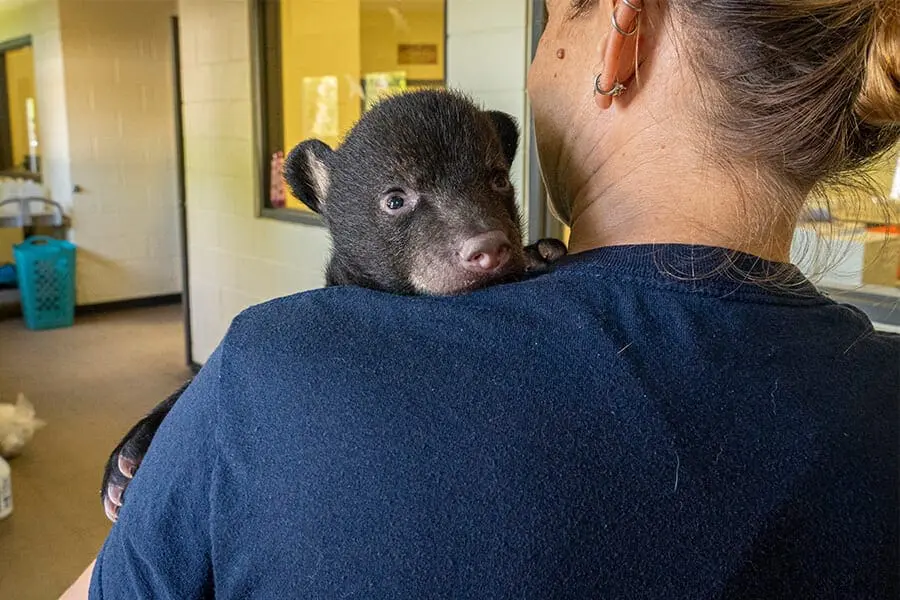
<box><xmin>612</xmin><ymin>0</ymin><xmax>641</xmax><ymax>36</ymax></box>
<box><xmin>594</xmin><ymin>73</ymin><xmax>626</xmax><ymax>97</ymax></box>
<box><xmin>593</xmin><ymin>0</ymin><xmax>642</xmax><ymax>98</ymax></box>
<box><xmin>611</xmin><ymin>11</ymin><xmax>638</xmax><ymax>36</ymax></box>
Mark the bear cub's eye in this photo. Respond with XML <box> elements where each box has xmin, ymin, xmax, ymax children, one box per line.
<box><xmin>491</xmin><ymin>171</ymin><xmax>511</xmax><ymax>192</ymax></box>
<box><xmin>380</xmin><ymin>189</ymin><xmax>418</xmax><ymax>215</ymax></box>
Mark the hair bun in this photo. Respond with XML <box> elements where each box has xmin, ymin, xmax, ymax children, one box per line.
<box><xmin>856</xmin><ymin>3</ymin><xmax>900</xmax><ymax>126</ymax></box>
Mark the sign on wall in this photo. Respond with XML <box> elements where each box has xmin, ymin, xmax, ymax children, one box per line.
<box><xmin>398</xmin><ymin>44</ymin><xmax>438</xmax><ymax>65</ymax></box>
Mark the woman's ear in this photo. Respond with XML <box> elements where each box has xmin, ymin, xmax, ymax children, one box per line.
<box><xmin>283</xmin><ymin>139</ymin><xmax>335</xmax><ymax>214</ymax></box>
<box><xmin>594</xmin><ymin>0</ymin><xmax>644</xmax><ymax>110</ymax></box>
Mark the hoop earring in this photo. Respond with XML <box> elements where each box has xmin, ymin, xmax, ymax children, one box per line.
<box><xmin>594</xmin><ymin>73</ymin><xmax>626</xmax><ymax>97</ymax></box>
<box><xmin>611</xmin><ymin>6</ymin><xmax>639</xmax><ymax>36</ymax></box>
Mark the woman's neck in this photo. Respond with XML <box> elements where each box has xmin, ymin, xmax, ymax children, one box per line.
<box><xmin>563</xmin><ymin>137</ymin><xmax>800</xmax><ymax>263</ymax></box>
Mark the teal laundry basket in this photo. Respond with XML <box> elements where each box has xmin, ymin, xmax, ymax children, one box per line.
<box><xmin>13</xmin><ymin>236</ymin><xmax>76</xmax><ymax>330</ymax></box>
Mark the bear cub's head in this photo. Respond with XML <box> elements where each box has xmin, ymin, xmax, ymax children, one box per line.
<box><xmin>283</xmin><ymin>89</ymin><xmax>528</xmax><ymax>296</ymax></box>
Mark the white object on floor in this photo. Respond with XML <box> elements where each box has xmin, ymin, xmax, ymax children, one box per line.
<box><xmin>0</xmin><ymin>393</ymin><xmax>46</xmax><ymax>459</ymax></box>
<box><xmin>0</xmin><ymin>455</ymin><xmax>11</xmax><ymax>519</ymax></box>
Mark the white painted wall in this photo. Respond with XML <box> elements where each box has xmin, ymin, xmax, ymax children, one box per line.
<box><xmin>447</xmin><ymin>0</ymin><xmax>531</xmax><ymax>223</ymax></box>
<box><xmin>60</xmin><ymin>0</ymin><xmax>182</xmax><ymax>305</ymax></box>
<box><xmin>178</xmin><ymin>0</ymin><xmax>330</xmax><ymax>361</ymax></box>
<box><xmin>178</xmin><ymin>0</ymin><xmax>532</xmax><ymax>363</ymax></box>
<box><xmin>1</xmin><ymin>0</ymin><xmax>182</xmax><ymax>305</ymax></box>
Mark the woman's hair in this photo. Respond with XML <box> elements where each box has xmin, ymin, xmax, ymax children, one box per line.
<box><xmin>677</xmin><ymin>0</ymin><xmax>900</xmax><ymax>197</ymax></box>
<box><xmin>568</xmin><ymin>0</ymin><xmax>899</xmax><ymax>286</ymax></box>
<box><xmin>569</xmin><ymin>0</ymin><xmax>900</xmax><ymax>197</ymax></box>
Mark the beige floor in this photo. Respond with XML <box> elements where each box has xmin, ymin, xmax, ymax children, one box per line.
<box><xmin>0</xmin><ymin>304</ymin><xmax>192</xmax><ymax>600</ymax></box>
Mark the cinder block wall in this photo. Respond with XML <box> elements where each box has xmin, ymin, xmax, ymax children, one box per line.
<box><xmin>60</xmin><ymin>0</ymin><xmax>183</xmax><ymax>304</ymax></box>
<box><xmin>0</xmin><ymin>0</ymin><xmax>71</xmax><ymax>264</ymax></box>
<box><xmin>178</xmin><ymin>0</ymin><xmax>330</xmax><ymax>362</ymax></box>
<box><xmin>1</xmin><ymin>0</ymin><xmax>184</xmax><ymax>305</ymax></box>
<box><xmin>447</xmin><ymin>0</ymin><xmax>530</xmax><ymax>223</ymax></box>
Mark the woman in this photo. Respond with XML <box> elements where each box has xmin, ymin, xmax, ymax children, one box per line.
<box><xmin>67</xmin><ymin>0</ymin><xmax>899</xmax><ymax>597</ymax></box>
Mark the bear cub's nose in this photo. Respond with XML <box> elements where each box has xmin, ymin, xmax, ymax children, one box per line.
<box><xmin>460</xmin><ymin>230</ymin><xmax>512</xmax><ymax>273</ymax></box>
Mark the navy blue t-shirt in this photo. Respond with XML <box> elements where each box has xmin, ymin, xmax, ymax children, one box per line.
<box><xmin>90</xmin><ymin>244</ymin><xmax>899</xmax><ymax>599</ymax></box>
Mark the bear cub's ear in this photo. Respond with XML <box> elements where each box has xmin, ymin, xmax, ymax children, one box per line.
<box><xmin>485</xmin><ymin>111</ymin><xmax>519</xmax><ymax>168</ymax></box>
<box><xmin>283</xmin><ymin>139</ymin><xmax>335</xmax><ymax>214</ymax></box>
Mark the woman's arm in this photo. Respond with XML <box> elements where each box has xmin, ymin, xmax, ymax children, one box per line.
<box><xmin>59</xmin><ymin>560</ymin><xmax>95</xmax><ymax>600</ymax></box>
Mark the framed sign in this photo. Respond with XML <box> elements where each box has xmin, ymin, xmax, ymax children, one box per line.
<box><xmin>398</xmin><ymin>44</ymin><xmax>438</xmax><ymax>65</ymax></box>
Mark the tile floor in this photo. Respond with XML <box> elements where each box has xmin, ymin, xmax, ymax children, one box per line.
<box><xmin>0</xmin><ymin>304</ymin><xmax>191</xmax><ymax>599</ymax></box>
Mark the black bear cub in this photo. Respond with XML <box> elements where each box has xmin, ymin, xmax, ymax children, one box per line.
<box><xmin>101</xmin><ymin>90</ymin><xmax>567</xmax><ymax>521</ymax></box>
<box><xmin>286</xmin><ymin>89</ymin><xmax>562</xmax><ymax>294</ymax></box>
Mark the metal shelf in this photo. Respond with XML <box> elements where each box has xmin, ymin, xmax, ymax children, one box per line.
<box><xmin>0</xmin><ymin>196</ymin><xmax>66</xmax><ymax>229</ymax></box>
<box><xmin>820</xmin><ymin>284</ymin><xmax>900</xmax><ymax>328</ymax></box>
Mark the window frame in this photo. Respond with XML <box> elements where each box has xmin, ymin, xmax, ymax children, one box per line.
<box><xmin>250</xmin><ymin>0</ymin><xmax>323</xmax><ymax>227</ymax></box>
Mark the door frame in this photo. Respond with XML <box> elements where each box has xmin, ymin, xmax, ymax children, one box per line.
<box><xmin>526</xmin><ymin>1</ymin><xmax>565</xmax><ymax>242</ymax></box>
<box><xmin>170</xmin><ymin>15</ymin><xmax>194</xmax><ymax>368</ymax></box>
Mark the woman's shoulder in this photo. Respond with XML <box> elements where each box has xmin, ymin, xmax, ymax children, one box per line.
<box><xmin>220</xmin><ymin>278</ymin><xmax>558</xmax><ymax>354</ymax></box>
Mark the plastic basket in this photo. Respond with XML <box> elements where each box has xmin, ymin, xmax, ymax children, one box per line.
<box><xmin>13</xmin><ymin>236</ymin><xmax>76</xmax><ymax>330</ymax></box>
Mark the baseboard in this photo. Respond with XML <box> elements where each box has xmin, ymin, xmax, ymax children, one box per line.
<box><xmin>0</xmin><ymin>288</ymin><xmax>21</xmax><ymax>320</ymax></box>
<box><xmin>75</xmin><ymin>294</ymin><xmax>183</xmax><ymax>316</ymax></box>
<box><xmin>1</xmin><ymin>291</ymin><xmax>183</xmax><ymax>321</ymax></box>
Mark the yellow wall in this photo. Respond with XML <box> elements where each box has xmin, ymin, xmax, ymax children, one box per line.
<box><xmin>1</xmin><ymin>45</ymin><xmax>38</xmax><ymax>264</ymax></box>
<box><xmin>0</xmin><ymin>0</ymin><xmax>71</xmax><ymax>268</ymax></box>
<box><xmin>5</xmin><ymin>45</ymin><xmax>38</xmax><ymax>171</ymax></box>
<box><xmin>280</xmin><ymin>0</ymin><xmax>361</xmax><ymax>151</ymax></box>
<box><xmin>871</xmin><ymin>146</ymin><xmax>899</xmax><ymax>196</ymax></box>
<box><xmin>818</xmin><ymin>145</ymin><xmax>900</xmax><ymax>221</ymax></box>
<box><xmin>279</xmin><ymin>0</ymin><xmax>361</xmax><ymax>209</ymax></box>
<box><xmin>360</xmin><ymin>5</ymin><xmax>445</xmax><ymax>82</ymax></box>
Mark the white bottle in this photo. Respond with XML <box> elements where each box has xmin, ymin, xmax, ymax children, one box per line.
<box><xmin>0</xmin><ymin>455</ymin><xmax>12</xmax><ymax>519</ymax></box>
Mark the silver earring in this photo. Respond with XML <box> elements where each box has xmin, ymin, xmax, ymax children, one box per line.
<box><xmin>594</xmin><ymin>73</ymin><xmax>626</xmax><ymax>97</ymax></box>
<box><xmin>611</xmin><ymin>9</ymin><xmax>639</xmax><ymax>36</ymax></box>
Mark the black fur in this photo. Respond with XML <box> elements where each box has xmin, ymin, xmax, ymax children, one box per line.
<box><xmin>283</xmin><ymin>139</ymin><xmax>333</xmax><ymax>214</ymax></box>
<box><xmin>100</xmin><ymin>381</ymin><xmax>188</xmax><ymax>521</ymax></box>
<box><xmin>100</xmin><ymin>90</ymin><xmax>567</xmax><ymax>519</ymax></box>
<box><xmin>285</xmin><ymin>90</ymin><xmax>528</xmax><ymax>295</ymax></box>
<box><xmin>485</xmin><ymin>110</ymin><xmax>520</xmax><ymax>167</ymax></box>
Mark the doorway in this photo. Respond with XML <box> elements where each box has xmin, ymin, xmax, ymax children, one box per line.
<box><xmin>0</xmin><ymin>36</ymin><xmax>38</xmax><ymax>179</ymax></box>
<box><xmin>0</xmin><ymin>36</ymin><xmax>38</xmax><ymax>292</ymax></box>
